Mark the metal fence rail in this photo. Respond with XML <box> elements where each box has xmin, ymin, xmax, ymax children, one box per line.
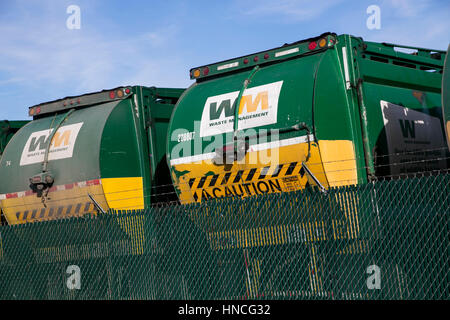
<box><xmin>0</xmin><ymin>174</ymin><xmax>448</xmax><ymax>300</ymax></box>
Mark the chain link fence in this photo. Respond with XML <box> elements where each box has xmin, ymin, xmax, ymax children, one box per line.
<box><xmin>0</xmin><ymin>173</ymin><xmax>448</xmax><ymax>300</ymax></box>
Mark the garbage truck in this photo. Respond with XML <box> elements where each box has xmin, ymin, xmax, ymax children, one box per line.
<box><xmin>167</xmin><ymin>32</ymin><xmax>449</xmax><ymax>203</ymax></box>
<box><xmin>0</xmin><ymin>32</ymin><xmax>448</xmax><ymax>225</ymax></box>
<box><xmin>0</xmin><ymin>87</ymin><xmax>184</xmax><ymax>224</ymax></box>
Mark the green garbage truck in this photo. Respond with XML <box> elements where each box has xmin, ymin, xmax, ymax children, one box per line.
<box><xmin>0</xmin><ymin>87</ymin><xmax>184</xmax><ymax>224</ymax></box>
<box><xmin>0</xmin><ymin>32</ymin><xmax>448</xmax><ymax>225</ymax></box>
<box><xmin>167</xmin><ymin>32</ymin><xmax>449</xmax><ymax>204</ymax></box>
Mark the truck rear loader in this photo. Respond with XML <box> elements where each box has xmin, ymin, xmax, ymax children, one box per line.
<box><xmin>167</xmin><ymin>32</ymin><xmax>449</xmax><ymax>204</ymax></box>
<box><xmin>0</xmin><ymin>87</ymin><xmax>184</xmax><ymax>224</ymax></box>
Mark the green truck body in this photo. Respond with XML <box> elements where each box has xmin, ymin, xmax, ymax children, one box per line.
<box><xmin>0</xmin><ymin>120</ymin><xmax>29</xmax><ymax>156</ymax></box>
<box><xmin>0</xmin><ymin>86</ymin><xmax>184</xmax><ymax>224</ymax></box>
<box><xmin>167</xmin><ymin>33</ymin><xmax>449</xmax><ymax>204</ymax></box>
<box><xmin>0</xmin><ymin>32</ymin><xmax>448</xmax><ymax>225</ymax></box>
<box><xmin>443</xmin><ymin>44</ymin><xmax>450</xmax><ymax>151</ymax></box>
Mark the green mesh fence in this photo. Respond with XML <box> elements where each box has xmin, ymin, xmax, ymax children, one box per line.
<box><xmin>0</xmin><ymin>174</ymin><xmax>448</xmax><ymax>300</ymax></box>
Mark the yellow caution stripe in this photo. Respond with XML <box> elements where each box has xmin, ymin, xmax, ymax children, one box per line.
<box><xmin>186</xmin><ymin>161</ymin><xmax>309</xmax><ymax>202</ymax></box>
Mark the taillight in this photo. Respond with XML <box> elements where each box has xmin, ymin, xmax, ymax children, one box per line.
<box><xmin>109</xmin><ymin>91</ymin><xmax>115</xmax><ymax>99</ymax></box>
<box><xmin>308</xmin><ymin>41</ymin><xmax>317</xmax><ymax>50</ymax></box>
<box><xmin>203</xmin><ymin>67</ymin><xmax>209</xmax><ymax>76</ymax></box>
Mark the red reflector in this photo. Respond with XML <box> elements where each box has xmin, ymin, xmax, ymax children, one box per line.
<box><xmin>125</xmin><ymin>88</ymin><xmax>131</xmax><ymax>94</ymax></box>
<box><xmin>254</xmin><ymin>56</ymin><xmax>259</xmax><ymax>62</ymax></box>
<box><xmin>243</xmin><ymin>58</ymin><xmax>249</xmax><ymax>64</ymax></box>
<box><xmin>264</xmin><ymin>53</ymin><xmax>269</xmax><ymax>59</ymax></box>
<box><xmin>308</xmin><ymin>41</ymin><xmax>317</xmax><ymax>50</ymax></box>
<box><xmin>109</xmin><ymin>91</ymin><xmax>115</xmax><ymax>99</ymax></box>
<box><xmin>203</xmin><ymin>67</ymin><xmax>209</xmax><ymax>76</ymax></box>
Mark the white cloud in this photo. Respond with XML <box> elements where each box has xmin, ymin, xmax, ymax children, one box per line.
<box><xmin>0</xmin><ymin>4</ymin><xmax>187</xmax><ymax>101</ymax></box>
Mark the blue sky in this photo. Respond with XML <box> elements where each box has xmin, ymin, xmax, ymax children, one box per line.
<box><xmin>1</xmin><ymin>0</ymin><xmax>449</xmax><ymax>120</ymax></box>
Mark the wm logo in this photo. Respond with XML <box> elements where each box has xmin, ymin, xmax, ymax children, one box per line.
<box><xmin>20</xmin><ymin>122</ymin><xmax>83</xmax><ymax>166</ymax></box>
<box><xmin>209</xmin><ymin>91</ymin><xmax>269</xmax><ymax>120</ymax></box>
<box><xmin>200</xmin><ymin>81</ymin><xmax>283</xmax><ymax>137</ymax></box>
<box><xmin>28</xmin><ymin>130</ymin><xmax>72</xmax><ymax>152</ymax></box>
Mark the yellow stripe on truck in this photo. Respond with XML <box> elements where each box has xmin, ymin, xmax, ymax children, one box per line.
<box><xmin>101</xmin><ymin>177</ymin><xmax>144</xmax><ymax>210</ymax></box>
<box><xmin>172</xmin><ymin>139</ymin><xmax>358</xmax><ymax>204</ymax></box>
<box><xmin>317</xmin><ymin>140</ymin><xmax>358</xmax><ymax>187</ymax></box>
<box><xmin>0</xmin><ymin>183</ymin><xmax>108</xmax><ymax>225</ymax></box>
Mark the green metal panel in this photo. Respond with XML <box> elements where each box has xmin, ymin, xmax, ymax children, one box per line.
<box><xmin>345</xmin><ymin>35</ymin><xmax>449</xmax><ymax>178</ymax></box>
<box><xmin>0</xmin><ymin>120</ymin><xmax>29</xmax><ymax>156</ymax></box>
<box><xmin>169</xmin><ymin>52</ymin><xmax>324</xmax><ymax>152</ymax></box>
<box><xmin>0</xmin><ymin>175</ymin><xmax>448</xmax><ymax>300</ymax></box>
<box><xmin>312</xmin><ymin>42</ymin><xmax>367</xmax><ymax>183</ymax></box>
<box><xmin>132</xmin><ymin>86</ymin><xmax>185</xmax><ymax>205</ymax></box>
<box><xmin>168</xmin><ymin>33</ymin><xmax>449</xmax><ymax>203</ymax></box>
<box><xmin>0</xmin><ymin>102</ymin><xmax>118</xmax><ymax>194</ymax></box>
<box><xmin>0</xmin><ymin>86</ymin><xmax>185</xmax><ymax>218</ymax></box>
<box><xmin>443</xmin><ymin>45</ymin><xmax>450</xmax><ymax>151</ymax></box>
<box><xmin>99</xmin><ymin>99</ymin><xmax>142</xmax><ymax>179</ymax></box>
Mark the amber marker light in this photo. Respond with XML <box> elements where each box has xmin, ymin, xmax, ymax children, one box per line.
<box><xmin>318</xmin><ymin>38</ymin><xmax>327</xmax><ymax>48</ymax></box>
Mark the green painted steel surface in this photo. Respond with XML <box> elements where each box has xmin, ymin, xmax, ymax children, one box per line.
<box><xmin>99</xmin><ymin>99</ymin><xmax>142</xmax><ymax>179</ymax></box>
<box><xmin>346</xmin><ymin>36</ymin><xmax>449</xmax><ymax>178</ymax></box>
<box><xmin>0</xmin><ymin>86</ymin><xmax>184</xmax><ymax>217</ymax></box>
<box><xmin>0</xmin><ymin>102</ymin><xmax>118</xmax><ymax>194</ymax></box>
<box><xmin>0</xmin><ymin>120</ymin><xmax>28</xmax><ymax>156</ymax></box>
<box><xmin>168</xmin><ymin>38</ymin><xmax>329</xmax><ymax>161</ymax></box>
<box><xmin>443</xmin><ymin>45</ymin><xmax>450</xmax><ymax>151</ymax></box>
<box><xmin>168</xmin><ymin>33</ymin><xmax>449</xmax><ymax>203</ymax></box>
<box><xmin>0</xmin><ymin>174</ymin><xmax>448</xmax><ymax>300</ymax></box>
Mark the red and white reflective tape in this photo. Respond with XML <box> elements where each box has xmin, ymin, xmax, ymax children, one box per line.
<box><xmin>0</xmin><ymin>179</ymin><xmax>101</xmax><ymax>201</ymax></box>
